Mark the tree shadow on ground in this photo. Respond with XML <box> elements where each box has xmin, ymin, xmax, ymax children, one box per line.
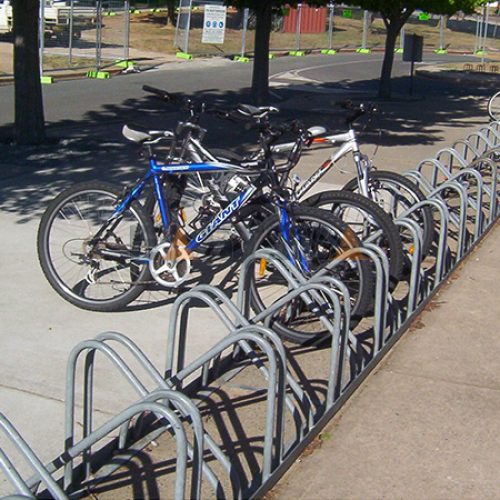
<box><xmin>0</xmin><ymin>71</ymin><xmax>495</xmax><ymax>223</ymax></box>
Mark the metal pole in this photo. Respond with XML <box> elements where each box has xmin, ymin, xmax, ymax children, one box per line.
<box><xmin>479</xmin><ymin>6</ymin><xmax>486</xmax><ymax>51</ymax></box>
<box><xmin>295</xmin><ymin>3</ymin><xmax>302</xmax><ymax>51</ymax></box>
<box><xmin>183</xmin><ymin>0</ymin><xmax>192</xmax><ymax>54</ymax></box>
<box><xmin>327</xmin><ymin>3</ymin><xmax>334</xmax><ymax>50</ymax></box>
<box><xmin>68</xmin><ymin>0</ymin><xmax>74</xmax><ymax>64</ymax></box>
<box><xmin>95</xmin><ymin>0</ymin><xmax>102</xmax><ymax>71</ymax></box>
<box><xmin>39</xmin><ymin>0</ymin><xmax>45</xmax><ymax>76</ymax></box>
<box><xmin>240</xmin><ymin>7</ymin><xmax>249</xmax><ymax>57</ymax></box>
<box><xmin>362</xmin><ymin>10</ymin><xmax>369</xmax><ymax>50</ymax></box>
<box><xmin>400</xmin><ymin>25</ymin><xmax>405</xmax><ymax>51</ymax></box>
<box><xmin>474</xmin><ymin>15</ymin><xmax>480</xmax><ymax>52</ymax></box>
<box><xmin>439</xmin><ymin>15</ymin><xmax>445</xmax><ymax>50</ymax></box>
<box><xmin>124</xmin><ymin>0</ymin><xmax>130</xmax><ymax>61</ymax></box>
<box><xmin>482</xmin><ymin>2</ymin><xmax>490</xmax><ymax>63</ymax></box>
<box><xmin>409</xmin><ymin>58</ymin><xmax>415</xmax><ymax>95</ymax></box>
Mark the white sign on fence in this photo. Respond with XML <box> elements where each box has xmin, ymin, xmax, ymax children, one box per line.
<box><xmin>202</xmin><ymin>4</ymin><xmax>226</xmax><ymax>44</ymax></box>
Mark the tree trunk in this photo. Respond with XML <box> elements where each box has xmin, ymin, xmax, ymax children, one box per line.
<box><xmin>13</xmin><ymin>0</ymin><xmax>45</xmax><ymax>144</ymax></box>
<box><xmin>251</xmin><ymin>3</ymin><xmax>272</xmax><ymax>105</ymax></box>
<box><xmin>166</xmin><ymin>0</ymin><xmax>176</xmax><ymax>26</ymax></box>
<box><xmin>378</xmin><ymin>21</ymin><xmax>399</xmax><ymax>99</ymax></box>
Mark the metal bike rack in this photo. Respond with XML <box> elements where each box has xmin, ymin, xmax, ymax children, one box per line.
<box><xmin>1</xmin><ymin>123</ymin><xmax>499</xmax><ymax>500</ymax></box>
<box><xmin>64</xmin><ymin>336</ymin><xmax>216</xmax><ymax>499</ymax></box>
<box><xmin>2</xmin><ymin>400</ymin><xmax>188</xmax><ymax>500</ymax></box>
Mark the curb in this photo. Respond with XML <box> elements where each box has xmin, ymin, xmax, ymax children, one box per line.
<box><xmin>1</xmin><ymin>47</ymin><xmax>498</xmax><ymax>86</ymax></box>
<box><xmin>0</xmin><ymin>67</ymin><xmax>124</xmax><ymax>85</ymax></box>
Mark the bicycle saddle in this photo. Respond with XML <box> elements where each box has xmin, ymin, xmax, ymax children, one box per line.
<box><xmin>122</xmin><ymin>125</ymin><xmax>172</xmax><ymax>144</ymax></box>
<box><xmin>237</xmin><ymin>104</ymin><xmax>279</xmax><ymax>119</ymax></box>
<box><xmin>307</xmin><ymin>126</ymin><xmax>327</xmax><ymax>138</ymax></box>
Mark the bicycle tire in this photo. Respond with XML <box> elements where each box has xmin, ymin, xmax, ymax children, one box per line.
<box><xmin>38</xmin><ymin>181</ymin><xmax>156</xmax><ymax>311</ymax></box>
<box><xmin>302</xmin><ymin>190</ymin><xmax>405</xmax><ymax>282</ymax></box>
<box><xmin>243</xmin><ymin>206</ymin><xmax>374</xmax><ymax>344</ymax></box>
<box><xmin>343</xmin><ymin>170</ymin><xmax>435</xmax><ymax>257</ymax></box>
<box><xmin>488</xmin><ymin>91</ymin><xmax>500</xmax><ymax>122</ymax></box>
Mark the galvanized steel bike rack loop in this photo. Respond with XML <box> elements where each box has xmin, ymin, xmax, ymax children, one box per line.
<box><xmin>164</xmin><ymin>326</ymin><xmax>289</xmax><ymax>493</ymax></box>
<box><xmin>166</xmin><ymin>282</ymin><xmax>317</xmax><ymax>426</ymax></box>
<box><xmin>64</xmin><ymin>338</ymin><xmax>206</xmax><ymax>499</ymax></box>
<box><xmin>1</xmin><ymin>401</ymin><xmax>188</xmax><ymax>500</ymax></box>
<box><xmin>0</xmin><ymin>414</ymin><xmax>67</xmax><ymax>499</ymax></box>
<box><xmin>165</xmin><ymin>286</ymin><xmax>319</xmax><ymax>453</ymax></box>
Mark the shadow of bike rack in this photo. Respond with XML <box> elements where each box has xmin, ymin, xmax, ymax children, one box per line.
<box><xmin>1</xmin><ymin>122</ymin><xmax>499</xmax><ymax>499</ymax></box>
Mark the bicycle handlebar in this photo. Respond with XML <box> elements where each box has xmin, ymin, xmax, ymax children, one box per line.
<box><xmin>143</xmin><ymin>85</ymin><xmax>245</xmax><ymax>121</ymax></box>
<box><xmin>335</xmin><ymin>100</ymin><xmax>378</xmax><ymax>125</ymax></box>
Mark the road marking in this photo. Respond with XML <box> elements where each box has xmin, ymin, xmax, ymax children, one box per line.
<box><xmin>270</xmin><ymin>58</ymin><xmax>385</xmax><ymax>82</ymax></box>
<box><xmin>269</xmin><ymin>82</ymin><xmax>370</xmax><ymax>94</ymax></box>
<box><xmin>270</xmin><ymin>70</ymin><xmax>322</xmax><ymax>84</ymax></box>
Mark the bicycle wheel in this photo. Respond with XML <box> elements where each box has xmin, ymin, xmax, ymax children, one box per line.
<box><xmin>302</xmin><ymin>190</ymin><xmax>404</xmax><ymax>282</ymax></box>
<box><xmin>243</xmin><ymin>206</ymin><xmax>374</xmax><ymax>344</ymax></box>
<box><xmin>38</xmin><ymin>181</ymin><xmax>156</xmax><ymax>311</ymax></box>
<box><xmin>343</xmin><ymin>170</ymin><xmax>435</xmax><ymax>257</ymax></box>
<box><xmin>488</xmin><ymin>91</ymin><xmax>500</xmax><ymax>122</ymax></box>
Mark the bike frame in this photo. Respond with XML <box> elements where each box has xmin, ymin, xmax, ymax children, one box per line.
<box><xmin>104</xmin><ymin>143</ymin><xmax>309</xmax><ymax>270</ymax></box>
<box><xmin>272</xmin><ymin>128</ymin><xmax>371</xmax><ymax>200</ymax></box>
<box><xmin>110</xmin><ymin>156</ymin><xmax>255</xmax><ymax>253</ymax></box>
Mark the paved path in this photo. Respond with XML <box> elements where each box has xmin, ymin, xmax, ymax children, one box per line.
<box><xmin>271</xmin><ymin>222</ymin><xmax>500</xmax><ymax>499</ymax></box>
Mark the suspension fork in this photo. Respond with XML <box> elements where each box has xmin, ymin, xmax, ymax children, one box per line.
<box><xmin>354</xmin><ymin>151</ymin><xmax>372</xmax><ymax>198</ymax></box>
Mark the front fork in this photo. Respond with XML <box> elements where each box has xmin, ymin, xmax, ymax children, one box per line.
<box><xmin>278</xmin><ymin>203</ymin><xmax>310</xmax><ymax>274</ymax></box>
<box><xmin>354</xmin><ymin>152</ymin><xmax>374</xmax><ymax>198</ymax></box>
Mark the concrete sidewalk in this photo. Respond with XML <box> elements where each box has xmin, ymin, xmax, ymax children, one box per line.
<box><xmin>270</xmin><ymin>222</ymin><xmax>500</xmax><ymax>499</ymax></box>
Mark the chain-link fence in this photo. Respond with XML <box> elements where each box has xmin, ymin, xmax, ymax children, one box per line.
<box><xmin>174</xmin><ymin>0</ymin><xmax>249</xmax><ymax>57</ymax></box>
<box><xmin>172</xmin><ymin>3</ymin><xmax>499</xmax><ymax>58</ymax></box>
<box><xmin>1</xmin><ymin>2</ymin><xmax>498</xmax><ymax>79</ymax></box>
<box><xmin>39</xmin><ymin>0</ymin><xmax>130</xmax><ymax>74</ymax></box>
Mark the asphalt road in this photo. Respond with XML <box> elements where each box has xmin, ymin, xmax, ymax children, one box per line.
<box><xmin>0</xmin><ymin>51</ymin><xmax>487</xmax><ymax>133</ymax></box>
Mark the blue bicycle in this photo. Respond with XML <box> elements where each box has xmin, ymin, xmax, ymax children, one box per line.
<box><xmin>37</xmin><ymin>89</ymin><xmax>372</xmax><ymax>342</ymax></box>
